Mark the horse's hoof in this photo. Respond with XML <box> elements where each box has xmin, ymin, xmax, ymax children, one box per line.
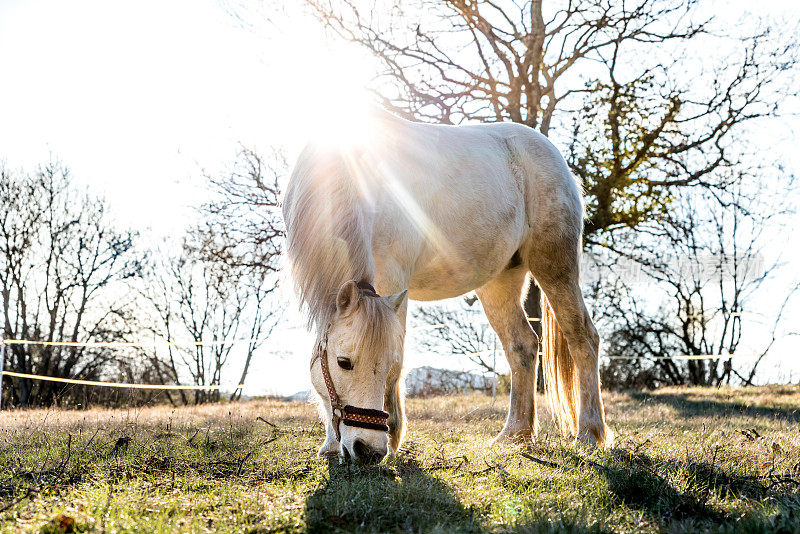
<box><xmin>318</xmin><ymin>438</ymin><xmax>341</xmax><ymax>458</ymax></box>
<box><xmin>491</xmin><ymin>429</ymin><xmax>533</xmax><ymax>446</ymax></box>
<box><xmin>576</xmin><ymin>425</ymin><xmax>614</xmax><ymax>449</ymax></box>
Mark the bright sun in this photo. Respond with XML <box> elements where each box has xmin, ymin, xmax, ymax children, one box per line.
<box><xmin>272</xmin><ymin>13</ymin><xmax>378</xmax><ymax>153</ymax></box>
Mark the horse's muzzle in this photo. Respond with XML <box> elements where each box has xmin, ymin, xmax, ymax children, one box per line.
<box><xmin>350</xmin><ymin>438</ymin><xmax>387</xmax><ymax>464</ymax></box>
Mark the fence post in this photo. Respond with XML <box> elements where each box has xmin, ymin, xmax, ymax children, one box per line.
<box><xmin>0</xmin><ymin>339</ymin><xmax>5</xmax><ymax>410</ymax></box>
<box><xmin>491</xmin><ymin>337</ymin><xmax>497</xmax><ymax>403</ymax></box>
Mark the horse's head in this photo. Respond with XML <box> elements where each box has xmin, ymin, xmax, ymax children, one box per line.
<box><xmin>312</xmin><ymin>280</ymin><xmax>407</xmax><ymax>464</ymax></box>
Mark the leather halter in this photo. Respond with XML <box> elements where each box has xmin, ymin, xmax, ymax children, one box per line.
<box><xmin>317</xmin><ymin>281</ymin><xmax>390</xmax><ymax>442</ymax></box>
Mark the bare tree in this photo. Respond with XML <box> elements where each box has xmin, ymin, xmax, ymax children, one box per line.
<box><xmin>590</xmin><ymin>171</ymin><xmax>798</xmax><ymax>387</ymax></box>
<box><xmin>141</xmin><ymin>148</ymin><xmax>285</xmax><ymax>404</ymax></box>
<box><xmin>0</xmin><ymin>161</ymin><xmax>141</xmax><ymax>407</ymax></box>
<box><xmin>413</xmin><ymin>301</ymin><xmax>500</xmax><ymax>373</ymax></box>
<box><xmin>191</xmin><ymin>147</ymin><xmax>284</xmax><ymax>273</ymax></box>
<box><xmin>143</xmin><ymin>236</ymin><xmax>279</xmax><ymax>404</ymax></box>
<box><xmin>309</xmin><ymin>1</ymin><xmax>795</xmax><ymax>224</ymax></box>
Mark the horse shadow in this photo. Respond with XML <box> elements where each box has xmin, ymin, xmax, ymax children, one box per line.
<box><xmin>630</xmin><ymin>391</ymin><xmax>800</xmax><ymax>423</ymax></box>
<box><xmin>303</xmin><ymin>456</ymin><xmax>483</xmax><ymax>533</ymax></box>
<box><xmin>303</xmin><ymin>454</ymin><xmax>630</xmax><ymax>534</ymax></box>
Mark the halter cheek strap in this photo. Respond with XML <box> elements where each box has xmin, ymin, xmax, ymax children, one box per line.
<box><xmin>317</xmin><ymin>281</ymin><xmax>390</xmax><ymax>442</ymax></box>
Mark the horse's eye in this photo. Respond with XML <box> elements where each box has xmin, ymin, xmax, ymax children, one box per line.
<box><xmin>336</xmin><ymin>357</ymin><xmax>354</xmax><ymax>370</ymax></box>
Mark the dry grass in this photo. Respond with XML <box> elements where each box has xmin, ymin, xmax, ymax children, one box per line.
<box><xmin>1</xmin><ymin>386</ymin><xmax>799</xmax><ymax>533</ymax></box>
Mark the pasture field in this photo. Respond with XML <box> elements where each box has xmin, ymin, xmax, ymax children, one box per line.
<box><xmin>1</xmin><ymin>387</ymin><xmax>799</xmax><ymax>533</ymax></box>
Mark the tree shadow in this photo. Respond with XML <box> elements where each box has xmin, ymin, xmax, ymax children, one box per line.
<box><xmin>631</xmin><ymin>392</ymin><xmax>800</xmax><ymax>423</ymax></box>
<box><xmin>568</xmin><ymin>447</ymin><xmax>798</xmax><ymax>532</ymax></box>
<box><xmin>587</xmin><ymin>448</ymin><xmax>720</xmax><ymax>523</ymax></box>
<box><xmin>303</xmin><ymin>457</ymin><xmax>483</xmax><ymax>533</ymax></box>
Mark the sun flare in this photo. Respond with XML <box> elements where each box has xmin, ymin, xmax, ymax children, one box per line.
<box><xmin>272</xmin><ymin>13</ymin><xmax>379</xmax><ymax>152</ymax></box>
<box><xmin>305</xmin><ymin>81</ymin><xmax>377</xmax><ymax>149</ymax></box>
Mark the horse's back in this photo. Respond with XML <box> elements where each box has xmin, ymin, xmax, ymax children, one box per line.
<box><xmin>419</xmin><ymin>120</ymin><xmax>582</xmax><ymax>225</ymax></box>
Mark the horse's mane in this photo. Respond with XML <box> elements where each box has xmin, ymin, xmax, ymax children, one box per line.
<box><xmin>282</xmin><ymin>144</ymin><xmax>376</xmax><ymax>333</ymax></box>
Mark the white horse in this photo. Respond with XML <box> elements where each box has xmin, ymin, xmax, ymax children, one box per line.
<box><xmin>283</xmin><ymin>108</ymin><xmax>612</xmax><ymax>463</ymax></box>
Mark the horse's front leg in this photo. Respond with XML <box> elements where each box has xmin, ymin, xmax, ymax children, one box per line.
<box><xmin>375</xmin><ymin>264</ymin><xmax>410</xmax><ymax>454</ymax></box>
<box><xmin>384</xmin><ymin>358</ymin><xmax>406</xmax><ymax>453</ymax></box>
<box><xmin>477</xmin><ymin>267</ymin><xmax>540</xmax><ymax>443</ymax></box>
<box><xmin>318</xmin><ymin>417</ymin><xmax>342</xmax><ymax>458</ymax></box>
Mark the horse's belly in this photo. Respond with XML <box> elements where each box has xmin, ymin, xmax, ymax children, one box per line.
<box><xmin>408</xmin><ymin>266</ymin><xmax>496</xmax><ymax>301</ymax></box>
<box><xmin>406</xmin><ymin>230</ymin><xmax>522</xmax><ymax>301</ymax></box>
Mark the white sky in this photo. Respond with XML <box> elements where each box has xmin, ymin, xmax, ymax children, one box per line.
<box><xmin>1</xmin><ymin>0</ymin><xmax>798</xmax><ymax>394</ymax></box>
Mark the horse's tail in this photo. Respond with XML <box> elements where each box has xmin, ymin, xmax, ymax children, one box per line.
<box><xmin>541</xmin><ymin>291</ymin><xmax>579</xmax><ymax>437</ymax></box>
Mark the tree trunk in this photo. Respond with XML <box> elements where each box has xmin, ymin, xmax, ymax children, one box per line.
<box><xmin>523</xmin><ymin>281</ymin><xmax>544</xmax><ymax>392</ymax></box>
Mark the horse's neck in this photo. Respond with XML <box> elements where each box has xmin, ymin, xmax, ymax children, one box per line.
<box><xmin>285</xmin><ymin>143</ymin><xmax>380</xmax><ymax>331</ymax></box>
<box><xmin>334</xmin><ymin>175</ymin><xmax>375</xmax><ymax>281</ymax></box>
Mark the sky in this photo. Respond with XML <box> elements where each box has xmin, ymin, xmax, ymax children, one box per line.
<box><xmin>1</xmin><ymin>0</ymin><xmax>799</xmax><ymax>395</ymax></box>
<box><xmin>0</xmin><ymin>0</ymin><xmax>377</xmax><ymax>235</ymax></box>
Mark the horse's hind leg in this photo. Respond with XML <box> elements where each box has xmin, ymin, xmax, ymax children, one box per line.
<box><xmin>529</xmin><ymin>250</ymin><xmax>612</xmax><ymax>447</ymax></box>
<box><xmin>477</xmin><ymin>266</ymin><xmax>540</xmax><ymax>443</ymax></box>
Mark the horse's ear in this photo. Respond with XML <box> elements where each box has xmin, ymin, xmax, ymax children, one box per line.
<box><xmin>385</xmin><ymin>289</ymin><xmax>408</xmax><ymax>314</ymax></box>
<box><xmin>336</xmin><ymin>280</ymin><xmax>360</xmax><ymax>315</ymax></box>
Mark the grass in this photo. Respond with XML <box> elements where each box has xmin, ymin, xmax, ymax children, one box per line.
<box><xmin>1</xmin><ymin>386</ymin><xmax>799</xmax><ymax>533</ymax></box>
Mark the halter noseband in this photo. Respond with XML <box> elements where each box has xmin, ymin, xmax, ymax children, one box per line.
<box><xmin>317</xmin><ymin>281</ymin><xmax>390</xmax><ymax>442</ymax></box>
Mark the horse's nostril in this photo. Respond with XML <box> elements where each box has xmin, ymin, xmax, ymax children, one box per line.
<box><xmin>352</xmin><ymin>439</ymin><xmax>386</xmax><ymax>464</ymax></box>
<box><xmin>352</xmin><ymin>439</ymin><xmax>370</xmax><ymax>461</ymax></box>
